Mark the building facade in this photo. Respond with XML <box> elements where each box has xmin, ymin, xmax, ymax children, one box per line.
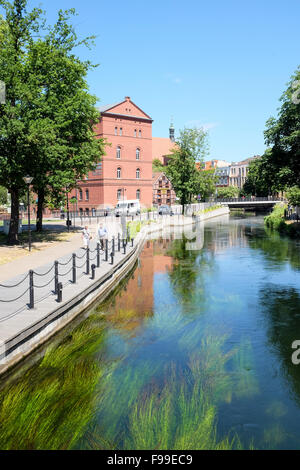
<box><xmin>229</xmin><ymin>156</ymin><xmax>259</xmax><ymax>188</ymax></box>
<box><xmin>152</xmin><ymin>172</ymin><xmax>176</xmax><ymax>206</ymax></box>
<box><xmin>71</xmin><ymin>97</ymin><xmax>153</xmax><ymax>213</ymax></box>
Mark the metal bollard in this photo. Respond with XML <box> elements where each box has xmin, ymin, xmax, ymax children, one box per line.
<box><xmin>97</xmin><ymin>243</ymin><xmax>100</xmax><ymax>267</ymax></box>
<box><xmin>118</xmin><ymin>233</ymin><xmax>121</xmax><ymax>252</ymax></box>
<box><xmin>123</xmin><ymin>242</ymin><xmax>126</xmax><ymax>255</ymax></box>
<box><xmin>131</xmin><ymin>238</ymin><xmax>134</xmax><ymax>247</ymax></box>
<box><xmin>29</xmin><ymin>270</ymin><xmax>34</xmax><ymax>309</ymax></box>
<box><xmin>110</xmin><ymin>252</ymin><xmax>114</xmax><ymax>265</ymax></box>
<box><xmin>72</xmin><ymin>253</ymin><xmax>76</xmax><ymax>283</ymax></box>
<box><xmin>91</xmin><ymin>264</ymin><xmax>96</xmax><ymax>280</ymax></box>
<box><xmin>86</xmin><ymin>247</ymin><xmax>90</xmax><ymax>274</ymax></box>
<box><xmin>105</xmin><ymin>239</ymin><xmax>108</xmax><ymax>261</ymax></box>
<box><xmin>57</xmin><ymin>282</ymin><xmax>63</xmax><ymax>303</ymax></box>
<box><xmin>54</xmin><ymin>260</ymin><xmax>58</xmax><ymax>294</ymax></box>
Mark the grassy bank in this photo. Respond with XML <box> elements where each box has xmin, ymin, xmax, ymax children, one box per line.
<box><xmin>264</xmin><ymin>204</ymin><xmax>300</xmax><ymax>238</ymax></box>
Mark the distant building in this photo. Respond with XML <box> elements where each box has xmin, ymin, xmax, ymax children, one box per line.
<box><xmin>152</xmin><ymin>172</ymin><xmax>176</xmax><ymax>206</ymax></box>
<box><xmin>215</xmin><ymin>166</ymin><xmax>230</xmax><ymax>187</ymax></box>
<box><xmin>229</xmin><ymin>156</ymin><xmax>260</xmax><ymax>188</ymax></box>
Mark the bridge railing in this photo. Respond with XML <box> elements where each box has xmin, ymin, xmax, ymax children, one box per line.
<box><xmin>213</xmin><ymin>196</ymin><xmax>286</xmax><ymax>203</ymax></box>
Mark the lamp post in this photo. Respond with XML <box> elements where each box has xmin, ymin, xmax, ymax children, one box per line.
<box><xmin>121</xmin><ymin>187</ymin><xmax>127</xmax><ymax>239</ymax></box>
<box><xmin>66</xmin><ymin>186</ymin><xmax>70</xmax><ymax>232</ymax></box>
<box><xmin>23</xmin><ymin>176</ymin><xmax>33</xmax><ymax>251</ymax></box>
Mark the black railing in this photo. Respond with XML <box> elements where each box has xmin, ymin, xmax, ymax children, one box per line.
<box><xmin>0</xmin><ymin>236</ymin><xmax>134</xmax><ymax>312</ymax></box>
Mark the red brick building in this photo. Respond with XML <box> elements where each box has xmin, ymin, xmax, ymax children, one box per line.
<box><xmin>70</xmin><ymin>97</ymin><xmax>153</xmax><ymax>213</ymax></box>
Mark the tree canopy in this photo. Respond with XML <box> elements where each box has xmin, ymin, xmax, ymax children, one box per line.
<box><xmin>244</xmin><ymin>66</ymin><xmax>300</xmax><ymax>197</ymax></box>
<box><xmin>166</xmin><ymin>127</ymin><xmax>209</xmax><ymax>210</ymax></box>
<box><xmin>0</xmin><ymin>0</ymin><xmax>105</xmax><ymax>242</ymax></box>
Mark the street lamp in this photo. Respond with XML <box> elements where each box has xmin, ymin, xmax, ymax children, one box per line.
<box><xmin>23</xmin><ymin>175</ymin><xmax>33</xmax><ymax>251</ymax></box>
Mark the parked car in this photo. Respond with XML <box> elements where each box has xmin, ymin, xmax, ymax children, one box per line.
<box><xmin>114</xmin><ymin>200</ymin><xmax>141</xmax><ymax>217</ymax></box>
<box><xmin>158</xmin><ymin>205</ymin><xmax>174</xmax><ymax>216</ymax></box>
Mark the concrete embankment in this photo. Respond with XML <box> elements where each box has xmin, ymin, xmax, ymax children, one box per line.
<box><xmin>0</xmin><ymin>207</ymin><xmax>229</xmax><ymax>376</ymax></box>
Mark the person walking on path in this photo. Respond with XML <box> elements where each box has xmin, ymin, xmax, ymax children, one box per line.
<box><xmin>97</xmin><ymin>222</ymin><xmax>108</xmax><ymax>250</ymax></box>
<box><xmin>82</xmin><ymin>225</ymin><xmax>92</xmax><ymax>249</ymax></box>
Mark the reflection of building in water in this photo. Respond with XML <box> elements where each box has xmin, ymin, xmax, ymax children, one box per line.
<box><xmin>114</xmin><ymin>242</ymin><xmax>154</xmax><ymax>316</ymax></box>
<box><xmin>204</xmin><ymin>219</ymin><xmax>249</xmax><ymax>253</ymax></box>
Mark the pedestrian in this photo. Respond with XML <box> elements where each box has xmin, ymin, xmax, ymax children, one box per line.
<box><xmin>82</xmin><ymin>225</ymin><xmax>92</xmax><ymax>249</ymax></box>
<box><xmin>97</xmin><ymin>222</ymin><xmax>108</xmax><ymax>250</ymax></box>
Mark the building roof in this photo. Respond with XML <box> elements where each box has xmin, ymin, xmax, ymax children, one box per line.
<box><xmin>96</xmin><ymin>97</ymin><xmax>153</xmax><ymax>121</ymax></box>
<box><xmin>152</xmin><ymin>137</ymin><xmax>177</xmax><ymax>162</ymax></box>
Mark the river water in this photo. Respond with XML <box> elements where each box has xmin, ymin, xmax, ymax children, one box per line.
<box><xmin>0</xmin><ymin>214</ymin><xmax>300</xmax><ymax>450</ymax></box>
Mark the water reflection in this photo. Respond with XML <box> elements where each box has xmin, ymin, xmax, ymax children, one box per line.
<box><xmin>0</xmin><ymin>216</ymin><xmax>299</xmax><ymax>449</ymax></box>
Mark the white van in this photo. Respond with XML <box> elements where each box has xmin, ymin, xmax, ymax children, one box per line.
<box><xmin>114</xmin><ymin>200</ymin><xmax>141</xmax><ymax>217</ymax></box>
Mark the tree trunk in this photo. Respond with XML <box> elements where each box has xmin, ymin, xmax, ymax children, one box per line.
<box><xmin>36</xmin><ymin>188</ymin><xmax>45</xmax><ymax>232</ymax></box>
<box><xmin>8</xmin><ymin>188</ymin><xmax>20</xmax><ymax>245</ymax></box>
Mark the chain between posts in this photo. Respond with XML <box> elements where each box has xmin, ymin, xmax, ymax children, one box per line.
<box><xmin>0</xmin><ymin>236</ymin><xmax>135</xmax><ymax>311</ymax></box>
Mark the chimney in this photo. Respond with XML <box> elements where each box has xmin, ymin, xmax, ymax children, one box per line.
<box><xmin>125</xmin><ymin>96</ymin><xmax>130</xmax><ymax>101</ymax></box>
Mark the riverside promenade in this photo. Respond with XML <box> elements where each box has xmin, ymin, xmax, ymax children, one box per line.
<box><xmin>0</xmin><ymin>206</ymin><xmax>229</xmax><ymax>375</ymax></box>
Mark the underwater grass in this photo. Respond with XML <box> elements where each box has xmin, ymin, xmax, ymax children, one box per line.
<box><xmin>0</xmin><ymin>314</ymin><xmax>108</xmax><ymax>450</ymax></box>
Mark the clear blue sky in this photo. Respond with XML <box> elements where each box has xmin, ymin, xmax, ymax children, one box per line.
<box><xmin>9</xmin><ymin>1</ymin><xmax>300</xmax><ymax>162</ymax></box>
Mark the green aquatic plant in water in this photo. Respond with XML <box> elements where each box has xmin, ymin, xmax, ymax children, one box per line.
<box><xmin>231</xmin><ymin>338</ymin><xmax>260</xmax><ymax>401</ymax></box>
<box><xmin>124</xmin><ymin>353</ymin><xmax>241</xmax><ymax>450</ymax></box>
<box><xmin>0</xmin><ymin>314</ymin><xmax>108</xmax><ymax>450</ymax></box>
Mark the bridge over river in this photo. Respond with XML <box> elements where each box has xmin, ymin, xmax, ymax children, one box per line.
<box><xmin>216</xmin><ymin>196</ymin><xmax>286</xmax><ymax>211</ymax></box>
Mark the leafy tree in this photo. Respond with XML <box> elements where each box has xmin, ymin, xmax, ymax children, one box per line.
<box><xmin>0</xmin><ymin>186</ymin><xmax>8</xmax><ymax>205</ymax></box>
<box><xmin>286</xmin><ymin>186</ymin><xmax>300</xmax><ymax>207</ymax></box>
<box><xmin>244</xmin><ymin>67</ymin><xmax>300</xmax><ymax>197</ymax></box>
<box><xmin>152</xmin><ymin>158</ymin><xmax>164</xmax><ymax>172</ymax></box>
<box><xmin>196</xmin><ymin>169</ymin><xmax>217</xmax><ymax>200</ymax></box>
<box><xmin>216</xmin><ymin>186</ymin><xmax>239</xmax><ymax>199</ymax></box>
<box><xmin>0</xmin><ymin>1</ymin><xmax>105</xmax><ymax>243</ymax></box>
<box><xmin>166</xmin><ymin>127</ymin><xmax>209</xmax><ymax>212</ymax></box>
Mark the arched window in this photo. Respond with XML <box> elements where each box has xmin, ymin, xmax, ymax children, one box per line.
<box><xmin>119</xmin><ymin>127</ymin><xmax>122</xmax><ymax>136</ymax></box>
<box><xmin>136</xmin><ymin>189</ymin><xmax>140</xmax><ymax>200</ymax></box>
<box><xmin>117</xmin><ymin>167</ymin><xmax>121</xmax><ymax>179</ymax></box>
<box><xmin>138</xmin><ymin>130</ymin><xmax>141</xmax><ymax>137</ymax></box>
<box><xmin>114</xmin><ymin>127</ymin><xmax>118</xmax><ymax>135</ymax></box>
<box><xmin>85</xmin><ymin>189</ymin><xmax>89</xmax><ymax>201</ymax></box>
<box><xmin>117</xmin><ymin>189</ymin><xmax>122</xmax><ymax>200</ymax></box>
<box><xmin>116</xmin><ymin>146</ymin><xmax>121</xmax><ymax>159</ymax></box>
<box><xmin>136</xmin><ymin>168</ymin><xmax>140</xmax><ymax>179</ymax></box>
<box><xmin>136</xmin><ymin>148</ymin><xmax>140</xmax><ymax>160</ymax></box>
<box><xmin>134</xmin><ymin>129</ymin><xmax>137</xmax><ymax>137</ymax></box>
<box><xmin>79</xmin><ymin>189</ymin><xmax>83</xmax><ymax>200</ymax></box>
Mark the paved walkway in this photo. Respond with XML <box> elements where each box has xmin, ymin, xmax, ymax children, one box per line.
<box><xmin>0</xmin><ymin>216</ymin><xmax>122</xmax><ymax>283</ymax></box>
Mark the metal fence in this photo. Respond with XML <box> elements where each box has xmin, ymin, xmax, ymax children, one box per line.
<box><xmin>0</xmin><ymin>235</ymin><xmax>134</xmax><ymax>315</ymax></box>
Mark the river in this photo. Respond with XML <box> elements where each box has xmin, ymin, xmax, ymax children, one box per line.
<box><xmin>0</xmin><ymin>213</ymin><xmax>300</xmax><ymax>450</ymax></box>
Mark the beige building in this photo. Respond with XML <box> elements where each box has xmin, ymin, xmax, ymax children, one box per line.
<box><xmin>229</xmin><ymin>156</ymin><xmax>260</xmax><ymax>188</ymax></box>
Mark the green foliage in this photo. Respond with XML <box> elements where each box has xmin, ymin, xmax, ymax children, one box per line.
<box><xmin>216</xmin><ymin>186</ymin><xmax>239</xmax><ymax>198</ymax></box>
<box><xmin>0</xmin><ymin>185</ymin><xmax>8</xmax><ymax>205</ymax></box>
<box><xmin>264</xmin><ymin>204</ymin><xmax>286</xmax><ymax>231</ymax></box>
<box><xmin>196</xmin><ymin>169</ymin><xmax>217</xmax><ymax>200</ymax></box>
<box><xmin>0</xmin><ymin>0</ymin><xmax>105</xmax><ymax>241</ymax></box>
<box><xmin>166</xmin><ymin>127</ymin><xmax>209</xmax><ymax>209</ymax></box>
<box><xmin>286</xmin><ymin>186</ymin><xmax>300</xmax><ymax>207</ymax></box>
<box><xmin>152</xmin><ymin>158</ymin><xmax>164</xmax><ymax>172</ymax></box>
<box><xmin>244</xmin><ymin>66</ymin><xmax>300</xmax><ymax>196</ymax></box>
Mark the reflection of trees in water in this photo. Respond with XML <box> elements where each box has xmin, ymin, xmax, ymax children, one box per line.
<box><xmin>166</xmin><ymin>236</ymin><xmax>216</xmax><ymax>307</ymax></box>
<box><xmin>246</xmin><ymin>227</ymin><xmax>300</xmax><ymax>271</ymax></box>
<box><xmin>259</xmin><ymin>286</ymin><xmax>300</xmax><ymax>407</ymax></box>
